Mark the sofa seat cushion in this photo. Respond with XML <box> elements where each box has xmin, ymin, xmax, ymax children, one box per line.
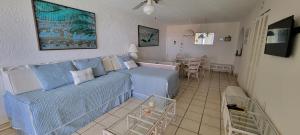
<box><xmin>224</xmin><ymin>86</ymin><xmax>247</xmax><ymax>98</ymax></box>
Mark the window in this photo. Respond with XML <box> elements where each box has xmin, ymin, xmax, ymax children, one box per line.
<box><xmin>194</xmin><ymin>33</ymin><xmax>215</xmax><ymax>45</ymax></box>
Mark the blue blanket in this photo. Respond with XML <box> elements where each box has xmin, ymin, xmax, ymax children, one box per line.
<box><xmin>4</xmin><ymin>72</ymin><xmax>131</xmax><ymax>135</ymax></box>
<box><xmin>118</xmin><ymin>67</ymin><xmax>179</xmax><ymax>99</ymax></box>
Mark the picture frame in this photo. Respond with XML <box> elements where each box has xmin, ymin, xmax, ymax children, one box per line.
<box><xmin>32</xmin><ymin>0</ymin><xmax>97</xmax><ymax>50</ymax></box>
<box><xmin>138</xmin><ymin>25</ymin><xmax>159</xmax><ymax>47</ymax></box>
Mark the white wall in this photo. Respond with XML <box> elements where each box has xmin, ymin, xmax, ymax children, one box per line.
<box><xmin>165</xmin><ymin>22</ymin><xmax>241</xmax><ymax>70</ymax></box>
<box><xmin>238</xmin><ymin>0</ymin><xmax>300</xmax><ymax>134</ymax></box>
<box><xmin>0</xmin><ymin>0</ymin><xmax>167</xmax><ymax>125</ymax></box>
<box><xmin>0</xmin><ymin>0</ymin><xmax>166</xmax><ymax>67</ymax></box>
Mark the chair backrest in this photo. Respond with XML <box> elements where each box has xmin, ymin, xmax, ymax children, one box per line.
<box><xmin>200</xmin><ymin>55</ymin><xmax>210</xmax><ymax>68</ymax></box>
<box><xmin>187</xmin><ymin>58</ymin><xmax>201</xmax><ymax>70</ymax></box>
<box><xmin>176</xmin><ymin>53</ymin><xmax>185</xmax><ymax>60</ymax></box>
<box><xmin>176</xmin><ymin>54</ymin><xmax>187</xmax><ymax>64</ymax></box>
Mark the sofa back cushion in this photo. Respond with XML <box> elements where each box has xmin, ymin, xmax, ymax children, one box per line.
<box><xmin>30</xmin><ymin>61</ymin><xmax>75</xmax><ymax>91</ymax></box>
<box><xmin>2</xmin><ymin>66</ymin><xmax>42</xmax><ymax>95</ymax></box>
<box><xmin>124</xmin><ymin>60</ymin><xmax>138</xmax><ymax>69</ymax></box>
<box><xmin>102</xmin><ymin>57</ymin><xmax>115</xmax><ymax>72</ymax></box>
<box><xmin>111</xmin><ymin>56</ymin><xmax>121</xmax><ymax>70</ymax></box>
<box><xmin>70</xmin><ymin>68</ymin><xmax>94</xmax><ymax>85</ymax></box>
<box><xmin>73</xmin><ymin>57</ymin><xmax>106</xmax><ymax>77</ymax></box>
<box><xmin>117</xmin><ymin>54</ymin><xmax>132</xmax><ymax>69</ymax></box>
<box><xmin>102</xmin><ymin>56</ymin><xmax>121</xmax><ymax>71</ymax></box>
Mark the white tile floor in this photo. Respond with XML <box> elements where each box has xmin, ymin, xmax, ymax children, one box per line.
<box><xmin>0</xmin><ymin>72</ymin><xmax>238</xmax><ymax>135</ymax></box>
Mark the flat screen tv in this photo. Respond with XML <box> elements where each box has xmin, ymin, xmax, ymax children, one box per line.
<box><xmin>264</xmin><ymin>15</ymin><xmax>295</xmax><ymax>57</ymax></box>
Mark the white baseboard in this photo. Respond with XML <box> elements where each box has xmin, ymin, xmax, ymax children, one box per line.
<box><xmin>0</xmin><ymin>122</ymin><xmax>10</xmax><ymax>131</ymax></box>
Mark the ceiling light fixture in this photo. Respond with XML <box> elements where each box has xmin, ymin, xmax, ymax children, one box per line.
<box><xmin>143</xmin><ymin>0</ymin><xmax>154</xmax><ymax>15</ymax></box>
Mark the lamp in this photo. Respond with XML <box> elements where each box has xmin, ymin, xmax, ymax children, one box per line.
<box><xmin>128</xmin><ymin>44</ymin><xmax>138</xmax><ymax>60</ymax></box>
<box><xmin>143</xmin><ymin>0</ymin><xmax>154</xmax><ymax>15</ymax></box>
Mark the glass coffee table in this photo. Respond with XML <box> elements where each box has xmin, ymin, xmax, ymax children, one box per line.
<box><xmin>103</xmin><ymin>95</ymin><xmax>176</xmax><ymax>135</ymax></box>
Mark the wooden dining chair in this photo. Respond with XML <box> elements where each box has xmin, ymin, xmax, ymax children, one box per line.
<box><xmin>200</xmin><ymin>55</ymin><xmax>210</xmax><ymax>77</ymax></box>
<box><xmin>184</xmin><ymin>58</ymin><xmax>201</xmax><ymax>81</ymax></box>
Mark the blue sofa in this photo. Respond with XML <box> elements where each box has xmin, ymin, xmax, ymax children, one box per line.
<box><xmin>4</xmin><ymin>72</ymin><xmax>132</xmax><ymax>135</ymax></box>
<box><xmin>3</xmin><ymin>59</ymin><xmax>179</xmax><ymax>135</ymax></box>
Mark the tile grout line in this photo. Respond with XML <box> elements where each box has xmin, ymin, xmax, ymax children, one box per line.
<box><xmin>174</xmin><ymin>75</ymin><xmax>203</xmax><ymax>135</ymax></box>
<box><xmin>77</xmin><ymin>99</ymin><xmax>134</xmax><ymax>135</ymax></box>
<box><xmin>197</xmin><ymin>71</ymin><xmax>213</xmax><ymax>135</ymax></box>
<box><xmin>219</xmin><ymin>72</ymin><xmax>232</xmax><ymax>135</ymax></box>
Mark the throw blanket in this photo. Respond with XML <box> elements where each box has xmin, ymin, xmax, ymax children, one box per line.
<box><xmin>4</xmin><ymin>72</ymin><xmax>131</xmax><ymax>135</ymax></box>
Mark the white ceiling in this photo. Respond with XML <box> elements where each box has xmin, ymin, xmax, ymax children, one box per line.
<box><xmin>98</xmin><ymin>0</ymin><xmax>260</xmax><ymax>24</ymax></box>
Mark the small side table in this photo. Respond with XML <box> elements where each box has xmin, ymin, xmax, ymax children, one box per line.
<box><xmin>210</xmin><ymin>63</ymin><xmax>233</xmax><ymax>74</ymax></box>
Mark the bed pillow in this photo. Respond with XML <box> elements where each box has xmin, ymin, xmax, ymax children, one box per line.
<box><xmin>2</xmin><ymin>66</ymin><xmax>42</xmax><ymax>95</ymax></box>
<box><xmin>70</xmin><ymin>68</ymin><xmax>94</xmax><ymax>85</ymax></box>
<box><xmin>124</xmin><ymin>60</ymin><xmax>138</xmax><ymax>69</ymax></box>
<box><xmin>30</xmin><ymin>61</ymin><xmax>75</xmax><ymax>91</ymax></box>
<box><xmin>73</xmin><ymin>57</ymin><xmax>106</xmax><ymax>77</ymax></box>
<box><xmin>117</xmin><ymin>54</ymin><xmax>132</xmax><ymax>69</ymax></box>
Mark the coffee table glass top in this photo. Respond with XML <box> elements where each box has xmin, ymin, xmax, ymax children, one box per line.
<box><xmin>103</xmin><ymin>95</ymin><xmax>176</xmax><ymax>135</ymax></box>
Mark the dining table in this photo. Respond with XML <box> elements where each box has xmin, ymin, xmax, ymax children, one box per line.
<box><xmin>175</xmin><ymin>57</ymin><xmax>203</xmax><ymax>77</ymax></box>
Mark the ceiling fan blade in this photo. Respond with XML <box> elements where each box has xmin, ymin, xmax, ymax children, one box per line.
<box><xmin>133</xmin><ymin>1</ymin><xmax>147</xmax><ymax>10</ymax></box>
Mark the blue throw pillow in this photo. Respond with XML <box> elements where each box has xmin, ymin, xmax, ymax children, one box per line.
<box><xmin>73</xmin><ymin>57</ymin><xmax>106</xmax><ymax>77</ymax></box>
<box><xmin>117</xmin><ymin>55</ymin><xmax>132</xmax><ymax>69</ymax></box>
<box><xmin>30</xmin><ymin>61</ymin><xmax>75</xmax><ymax>91</ymax></box>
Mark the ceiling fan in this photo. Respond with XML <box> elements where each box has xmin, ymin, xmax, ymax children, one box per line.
<box><xmin>133</xmin><ymin>0</ymin><xmax>161</xmax><ymax>15</ymax></box>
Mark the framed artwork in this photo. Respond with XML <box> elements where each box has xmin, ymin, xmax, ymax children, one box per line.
<box><xmin>138</xmin><ymin>25</ymin><xmax>159</xmax><ymax>47</ymax></box>
<box><xmin>32</xmin><ymin>0</ymin><xmax>97</xmax><ymax>50</ymax></box>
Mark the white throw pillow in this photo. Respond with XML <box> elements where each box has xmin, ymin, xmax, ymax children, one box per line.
<box><xmin>70</xmin><ymin>68</ymin><xmax>94</xmax><ymax>85</ymax></box>
<box><xmin>2</xmin><ymin>66</ymin><xmax>42</xmax><ymax>95</ymax></box>
<box><xmin>124</xmin><ymin>60</ymin><xmax>138</xmax><ymax>69</ymax></box>
<box><xmin>102</xmin><ymin>57</ymin><xmax>115</xmax><ymax>72</ymax></box>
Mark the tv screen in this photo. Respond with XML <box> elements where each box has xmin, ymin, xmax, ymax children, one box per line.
<box><xmin>264</xmin><ymin>15</ymin><xmax>294</xmax><ymax>57</ymax></box>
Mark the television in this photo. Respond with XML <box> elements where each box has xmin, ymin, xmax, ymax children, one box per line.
<box><xmin>264</xmin><ymin>15</ymin><xmax>295</xmax><ymax>57</ymax></box>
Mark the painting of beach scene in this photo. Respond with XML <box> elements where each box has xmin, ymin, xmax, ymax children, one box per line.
<box><xmin>33</xmin><ymin>0</ymin><xmax>97</xmax><ymax>50</ymax></box>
